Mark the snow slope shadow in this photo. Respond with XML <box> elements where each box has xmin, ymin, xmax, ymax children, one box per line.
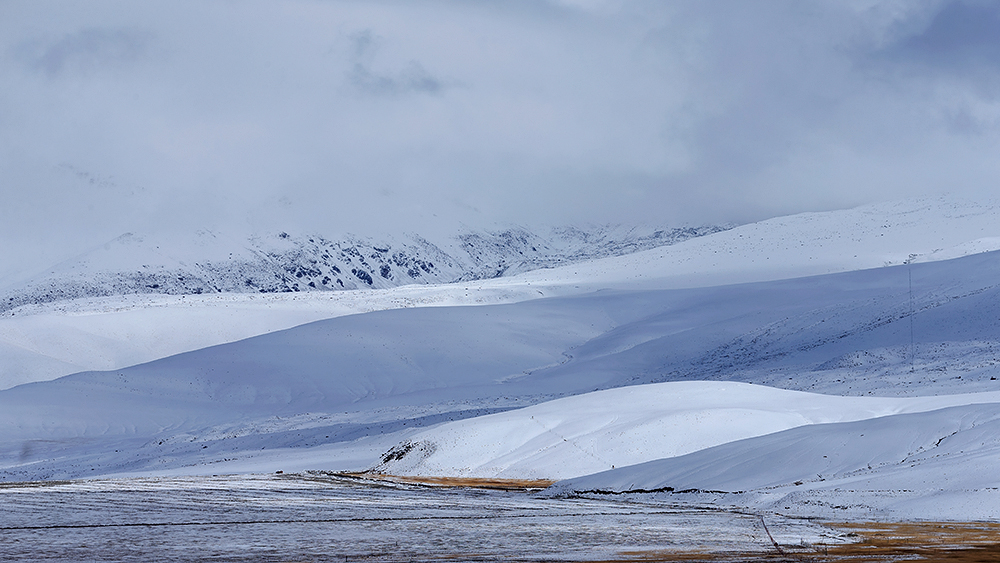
<box><xmin>548</xmin><ymin>401</ymin><xmax>1000</xmax><ymax>520</ymax></box>
<box><xmin>3</xmin><ymin>250</ymin><xmax>1000</xmax><ymax>480</ymax></box>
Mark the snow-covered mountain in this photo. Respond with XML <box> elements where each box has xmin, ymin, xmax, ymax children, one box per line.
<box><xmin>4</xmin><ymin>195</ymin><xmax>1000</xmax><ymax>391</ymax></box>
<box><xmin>0</xmin><ymin>224</ymin><xmax>725</xmax><ymax>313</ymax></box>
<box><xmin>3</xmin><ymin>195</ymin><xmax>1000</xmax><ymax>521</ymax></box>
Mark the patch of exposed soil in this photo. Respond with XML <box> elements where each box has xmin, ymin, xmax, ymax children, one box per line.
<box><xmin>339</xmin><ymin>472</ymin><xmax>556</xmax><ymax>490</ymax></box>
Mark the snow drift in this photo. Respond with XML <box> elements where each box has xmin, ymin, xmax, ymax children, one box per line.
<box><xmin>369</xmin><ymin>382</ymin><xmax>1000</xmax><ymax>480</ymax></box>
<box><xmin>547</xmin><ymin>402</ymin><xmax>1000</xmax><ymax>520</ymax></box>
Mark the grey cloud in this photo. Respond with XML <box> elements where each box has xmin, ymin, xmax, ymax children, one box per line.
<box><xmin>351</xmin><ymin>29</ymin><xmax>380</xmax><ymax>61</ymax></box>
<box><xmin>3</xmin><ymin>0</ymin><xmax>1000</xmax><ymax>280</ymax></box>
<box><xmin>864</xmin><ymin>1</ymin><xmax>1000</xmax><ymax>133</ymax></box>
<box><xmin>350</xmin><ymin>59</ymin><xmax>444</xmax><ymax>95</ymax></box>
<box><xmin>348</xmin><ymin>30</ymin><xmax>445</xmax><ymax>96</ymax></box>
<box><xmin>15</xmin><ymin>27</ymin><xmax>148</xmax><ymax>76</ymax></box>
<box><xmin>887</xmin><ymin>1</ymin><xmax>1000</xmax><ymax>72</ymax></box>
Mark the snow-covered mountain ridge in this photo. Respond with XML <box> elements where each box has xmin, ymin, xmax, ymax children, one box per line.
<box><xmin>3</xmin><ymin>195</ymin><xmax>1000</xmax><ymax>391</ymax></box>
<box><xmin>0</xmin><ymin>224</ymin><xmax>725</xmax><ymax>313</ymax></box>
<box><xmin>510</xmin><ymin>195</ymin><xmax>1000</xmax><ymax>290</ymax></box>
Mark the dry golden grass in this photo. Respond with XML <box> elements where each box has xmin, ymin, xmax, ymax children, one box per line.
<box><xmin>600</xmin><ymin>549</ymin><xmax>732</xmax><ymax>562</ymax></box>
<box><xmin>816</xmin><ymin>521</ymin><xmax>1000</xmax><ymax>562</ymax></box>
<box><xmin>338</xmin><ymin>472</ymin><xmax>556</xmax><ymax>490</ymax></box>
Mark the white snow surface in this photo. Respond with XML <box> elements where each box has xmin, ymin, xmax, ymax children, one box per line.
<box><xmin>547</xmin><ymin>401</ymin><xmax>1000</xmax><ymax>520</ymax></box>
<box><xmin>370</xmin><ymin>381</ymin><xmax>1000</xmax><ymax>481</ymax></box>
<box><xmin>3</xmin><ymin>195</ymin><xmax>1000</xmax><ymax>389</ymax></box>
<box><xmin>511</xmin><ymin>195</ymin><xmax>1000</xmax><ymax>289</ymax></box>
<box><xmin>0</xmin><ymin>284</ymin><xmax>552</xmax><ymax>390</ymax></box>
<box><xmin>3</xmin><ymin>195</ymin><xmax>1000</xmax><ymax>521</ymax></box>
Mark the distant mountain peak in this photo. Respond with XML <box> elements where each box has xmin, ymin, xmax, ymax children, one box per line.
<box><xmin>1</xmin><ymin>224</ymin><xmax>729</xmax><ymax>312</ymax></box>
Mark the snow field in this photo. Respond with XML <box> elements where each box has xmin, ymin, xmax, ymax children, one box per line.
<box><xmin>547</xmin><ymin>401</ymin><xmax>1000</xmax><ymax>520</ymax></box>
<box><xmin>371</xmin><ymin>381</ymin><xmax>1000</xmax><ymax>481</ymax></box>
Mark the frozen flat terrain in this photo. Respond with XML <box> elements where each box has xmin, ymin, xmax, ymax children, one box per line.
<box><xmin>0</xmin><ymin>473</ymin><xmax>856</xmax><ymax>562</ymax></box>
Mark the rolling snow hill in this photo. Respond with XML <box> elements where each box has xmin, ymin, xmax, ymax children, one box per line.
<box><xmin>3</xmin><ymin>195</ymin><xmax>1000</xmax><ymax>390</ymax></box>
<box><xmin>0</xmin><ymin>223</ymin><xmax>721</xmax><ymax>389</ymax></box>
<box><xmin>3</xmin><ymin>244</ymin><xmax>1000</xmax><ymax>484</ymax></box>
<box><xmin>369</xmin><ymin>381</ymin><xmax>1000</xmax><ymax>481</ymax></box>
<box><xmin>547</xmin><ymin>401</ymin><xmax>1000</xmax><ymax>521</ymax></box>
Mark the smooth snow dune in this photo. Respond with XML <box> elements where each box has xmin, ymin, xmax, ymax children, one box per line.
<box><xmin>0</xmin><ymin>296</ymin><xmax>620</xmax><ymax>437</ymax></box>
<box><xmin>3</xmin><ymin>195</ymin><xmax>1000</xmax><ymax>389</ymax></box>
<box><xmin>548</xmin><ymin>402</ymin><xmax>1000</xmax><ymax>520</ymax></box>
<box><xmin>371</xmin><ymin>381</ymin><xmax>1000</xmax><ymax>480</ymax></box>
<box><xmin>0</xmin><ymin>283</ymin><xmax>555</xmax><ymax>390</ymax></box>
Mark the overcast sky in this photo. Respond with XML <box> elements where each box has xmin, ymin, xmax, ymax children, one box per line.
<box><xmin>2</xmin><ymin>0</ymin><xmax>1000</xmax><ymax>276</ymax></box>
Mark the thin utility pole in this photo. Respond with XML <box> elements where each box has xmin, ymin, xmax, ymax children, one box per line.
<box><xmin>909</xmin><ymin>266</ymin><xmax>915</xmax><ymax>373</ymax></box>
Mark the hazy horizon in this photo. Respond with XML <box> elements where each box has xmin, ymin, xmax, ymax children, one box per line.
<box><xmin>3</xmin><ymin>0</ymin><xmax>1000</xmax><ymax>277</ymax></box>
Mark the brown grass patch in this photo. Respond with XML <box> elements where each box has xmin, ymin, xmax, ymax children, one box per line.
<box><xmin>603</xmin><ymin>549</ymin><xmax>733</xmax><ymax>562</ymax></box>
<box><xmin>337</xmin><ymin>472</ymin><xmax>556</xmax><ymax>490</ymax></box>
<box><xmin>816</xmin><ymin>521</ymin><xmax>1000</xmax><ymax>562</ymax></box>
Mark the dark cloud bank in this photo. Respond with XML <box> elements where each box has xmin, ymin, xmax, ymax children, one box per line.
<box><xmin>2</xmin><ymin>0</ymin><xmax>999</xmax><ymax>280</ymax></box>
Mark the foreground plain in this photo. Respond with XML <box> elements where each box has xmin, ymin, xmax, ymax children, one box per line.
<box><xmin>0</xmin><ymin>473</ymin><xmax>846</xmax><ymax>562</ymax></box>
<box><xmin>4</xmin><ymin>473</ymin><xmax>1000</xmax><ymax>562</ymax></box>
